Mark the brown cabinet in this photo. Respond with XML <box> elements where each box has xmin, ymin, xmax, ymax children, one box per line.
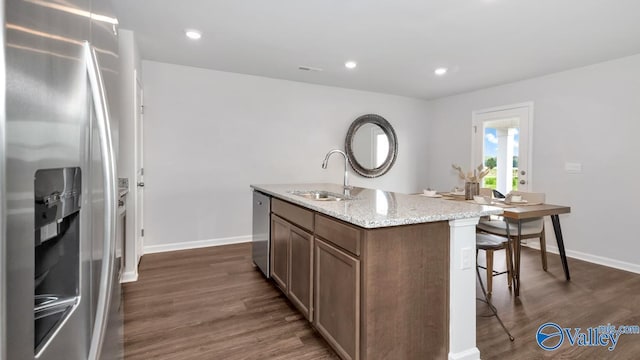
<box><xmin>272</xmin><ymin>198</ymin><xmax>313</xmax><ymax>231</ymax></box>
<box><xmin>271</xmin><ymin>200</ymin><xmax>314</xmax><ymax>321</ymax></box>
<box><xmin>314</xmin><ymin>238</ymin><xmax>360</xmax><ymax>360</ymax></box>
<box><xmin>288</xmin><ymin>225</ymin><xmax>313</xmax><ymax>320</ymax></box>
<box><xmin>269</xmin><ymin>198</ymin><xmax>449</xmax><ymax>360</ymax></box>
<box><xmin>315</xmin><ymin>214</ymin><xmax>362</xmax><ymax>256</ymax></box>
<box><xmin>270</xmin><ymin>215</ymin><xmax>290</xmax><ymax>292</ymax></box>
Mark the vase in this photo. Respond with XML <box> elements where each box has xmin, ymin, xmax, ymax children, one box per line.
<box><xmin>465</xmin><ymin>182</ymin><xmax>479</xmax><ymax>200</ymax></box>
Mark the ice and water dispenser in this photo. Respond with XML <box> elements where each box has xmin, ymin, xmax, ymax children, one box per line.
<box><xmin>34</xmin><ymin>167</ymin><xmax>81</xmax><ymax>353</ymax></box>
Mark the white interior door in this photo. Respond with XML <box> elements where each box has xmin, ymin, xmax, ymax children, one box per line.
<box><xmin>134</xmin><ymin>74</ymin><xmax>144</xmax><ymax>263</ymax></box>
<box><xmin>472</xmin><ymin>102</ymin><xmax>533</xmax><ymax>193</ymax></box>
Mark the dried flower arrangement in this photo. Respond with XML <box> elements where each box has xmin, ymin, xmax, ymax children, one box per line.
<box><xmin>451</xmin><ymin>163</ymin><xmax>490</xmax><ymax>183</ymax></box>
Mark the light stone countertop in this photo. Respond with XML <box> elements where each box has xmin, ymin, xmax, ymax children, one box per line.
<box><xmin>250</xmin><ymin>183</ymin><xmax>503</xmax><ymax>229</ymax></box>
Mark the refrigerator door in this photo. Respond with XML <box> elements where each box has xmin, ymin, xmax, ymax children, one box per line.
<box><xmin>88</xmin><ymin>3</ymin><xmax>123</xmax><ymax>358</ymax></box>
<box><xmin>85</xmin><ymin>41</ymin><xmax>119</xmax><ymax>360</ymax></box>
<box><xmin>4</xmin><ymin>0</ymin><xmax>121</xmax><ymax>359</ymax></box>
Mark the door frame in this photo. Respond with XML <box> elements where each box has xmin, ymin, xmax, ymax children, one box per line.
<box><xmin>471</xmin><ymin>102</ymin><xmax>534</xmax><ymax>192</ymax></box>
<box><xmin>134</xmin><ymin>70</ymin><xmax>144</xmax><ymax>265</ymax></box>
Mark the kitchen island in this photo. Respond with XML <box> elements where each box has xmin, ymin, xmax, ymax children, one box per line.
<box><xmin>250</xmin><ymin>183</ymin><xmax>502</xmax><ymax>360</ymax></box>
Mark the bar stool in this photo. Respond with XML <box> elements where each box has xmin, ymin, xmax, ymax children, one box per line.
<box><xmin>476</xmin><ymin>232</ymin><xmax>512</xmax><ymax>295</ymax></box>
<box><xmin>476</xmin><ymin>232</ymin><xmax>515</xmax><ymax>341</ymax></box>
<box><xmin>477</xmin><ymin>191</ymin><xmax>548</xmax><ymax>272</ymax></box>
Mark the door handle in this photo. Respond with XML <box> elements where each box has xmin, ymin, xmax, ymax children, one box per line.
<box><xmin>137</xmin><ymin>182</ymin><xmax>145</xmax><ymax>188</ymax></box>
<box><xmin>85</xmin><ymin>41</ymin><xmax>117</xmax><ymax>360</ymax></box>
<box><xmin>519</xmin><ymin>179</ymin><xmax>526</xmax><ymax>185</ymax></box>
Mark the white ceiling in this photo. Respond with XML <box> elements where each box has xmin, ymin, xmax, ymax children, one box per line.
<box><xmin>112</xmin><ymin>0</ymin><xmax>640</xmax><ymax>100</ymax></box>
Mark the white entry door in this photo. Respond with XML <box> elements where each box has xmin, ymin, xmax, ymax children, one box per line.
<box><xmin>472</xmin><ymin>102</ymin><xmax>533</xmax><ymax>193</ymax></box>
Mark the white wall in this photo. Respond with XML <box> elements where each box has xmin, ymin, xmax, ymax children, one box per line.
<box><xmin>141</xmin><ymin>61</ymin><xmax>431</xmax><ymax>249</ymax></box>
<box><xmin>425</xmin><ymin>54</ymin><xmax>640</xmax><ymax>271</ymax></box>
<box><xmin>117</xmin><ymin>29</ymin><xmax>141</xmax><ymax>278</ymax></box>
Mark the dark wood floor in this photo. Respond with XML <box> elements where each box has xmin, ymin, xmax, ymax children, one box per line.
<box><xmin>124</xmin><ymin>243</ymin><xmax>640</xmax><ymax>360</ymax></box>
<box><xmin>476</xmin><ymin>246</ymin><xmax>640</xmax><ymax>359</ymax></box>
<box><xmin>123</xmin><ymin>243</ymin><xmax>338</xmax><ymax>360</ymax></box>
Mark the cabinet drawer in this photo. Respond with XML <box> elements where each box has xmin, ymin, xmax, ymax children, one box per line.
<box><xmin>272</xmin><ymin>199</ymin><xmax>314</xmax><ymax>231</ymax></box>
<box><xmin>315</xmin><ymin>214</ymin><xmax>362</xmax><ymax>257</ymax></box>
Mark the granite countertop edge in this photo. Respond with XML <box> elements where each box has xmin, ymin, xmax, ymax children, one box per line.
<box><xmin>251</xmin><ymin>183</ymin><xmax>503</xmax><ymax>229</ymax></box>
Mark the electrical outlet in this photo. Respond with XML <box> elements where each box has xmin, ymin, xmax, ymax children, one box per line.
<box><xmin>461</xmin><ymin>247</ymin><xmax>472</xmax><ymax>270</ymax></box>
<box><xmin>565</xmin><ymin>162</ymin><xmax>582</xmax><ymax>173</ymax></box>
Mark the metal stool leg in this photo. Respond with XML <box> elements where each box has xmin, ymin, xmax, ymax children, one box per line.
<box><xmin>476</xmin><ymin>264</ymin><xmax>515</xmax><ymax>341</ymax></box>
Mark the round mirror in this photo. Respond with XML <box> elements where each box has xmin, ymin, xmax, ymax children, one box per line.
<box><xmin>345</xmin><ymin>114</ymin><xmax>398</xmax><ymax>178</ymax></box>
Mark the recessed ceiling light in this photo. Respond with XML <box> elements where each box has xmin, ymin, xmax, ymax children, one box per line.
<box><xmin>185</xmin><ymin>30</ymin><xmax>202</xmax><ymax>40</ymax></box>
<box><xmin>345</xmin><ymin>61</ymin><xmax>357</xmax><ymax>69</ymax></box>
<box><xmin>434</xmin><ymin>67</ymin><xmax>448</xmax><ymax>76</ymax></box>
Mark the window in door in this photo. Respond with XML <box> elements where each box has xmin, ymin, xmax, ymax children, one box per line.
<box><xmin>472</xmin><ymin>103</ymin><xmax>533</xmax><ymax>194</ymax></box>
<box><xmin>482</xmin><ymin>120</ymin><xmax>519</xmax><ymax>191</ymax></box>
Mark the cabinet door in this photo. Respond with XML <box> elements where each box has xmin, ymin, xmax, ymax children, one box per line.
<box><xmin>271</xmin><ymin>215</ymin><xmax>289</xmax><ymax>292</ymax></box>
<box><xmin>288</xmin><ymin>225</ymin><xmax>313</xmax><ymax>321</ymax></box>
<box><xmin>314</xmin><ymin>238</ymin><xmax>360</xmax><ymax>360</ymax></box>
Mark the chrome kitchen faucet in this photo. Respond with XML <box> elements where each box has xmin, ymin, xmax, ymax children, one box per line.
<box><xmin>322</xmin><ymin>149</ymin><xmax>353</xmax><ymax>191</ymax></box>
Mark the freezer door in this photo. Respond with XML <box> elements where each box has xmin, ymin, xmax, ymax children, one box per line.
<box><xmin>5</xmin><ymin>0</ymin><xmax>93</xmax><ymax>359</ymax></box>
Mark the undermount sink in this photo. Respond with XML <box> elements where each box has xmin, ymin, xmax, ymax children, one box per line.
<box><xmin>290</xmin><ymin>190</ymin><xmax>356</xmax><ymax>201</ymax></box>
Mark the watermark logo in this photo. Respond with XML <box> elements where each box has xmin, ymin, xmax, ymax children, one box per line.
<box><xmin>536</xmin><ymin>322</ymin><xmax>564</xmax><ymax>351</ymax></box>
<box><xmin>536</xmin><ymin>322</ymin><xmax>640</xmax><ymax>351</ymax></box>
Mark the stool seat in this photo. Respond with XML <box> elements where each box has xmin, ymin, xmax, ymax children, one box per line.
<box><xmin>477</xmin><ymin>233</ymin><xmax>508</xmax><ymax>249</ymax></box>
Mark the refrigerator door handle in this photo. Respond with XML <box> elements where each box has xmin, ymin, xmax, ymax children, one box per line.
<box><xmin>84</xmin><ymin>41</ymin><xmax>118</xmax><ymax>360</ymax></box>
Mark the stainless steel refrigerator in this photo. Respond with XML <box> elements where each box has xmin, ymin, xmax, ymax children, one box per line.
<box><xmin>1</xmin><ymin>0</ymin><xmax>123</xmax><ymax>359</ymax></box>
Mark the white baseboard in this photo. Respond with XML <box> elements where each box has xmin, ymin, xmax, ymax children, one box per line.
<box><xmin>523</xmin><ymin>242</ymin><xmax>640</xmax><ymax>274</ymax></box>
<box><xmin>120</xmin><ymin>270</ymin><xmax>139</xmax><ymax>283</ymax></box>
<box><xmin>143</xmin><ymin>235</ymin><xmax>252</xmax><ymax>254</ymax></box>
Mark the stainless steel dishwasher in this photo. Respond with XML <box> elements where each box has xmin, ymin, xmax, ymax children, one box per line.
<box><xmin>252</xmin><ymin>191</ymin><xmax>271</xmax><ymax>278</ymax></box>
